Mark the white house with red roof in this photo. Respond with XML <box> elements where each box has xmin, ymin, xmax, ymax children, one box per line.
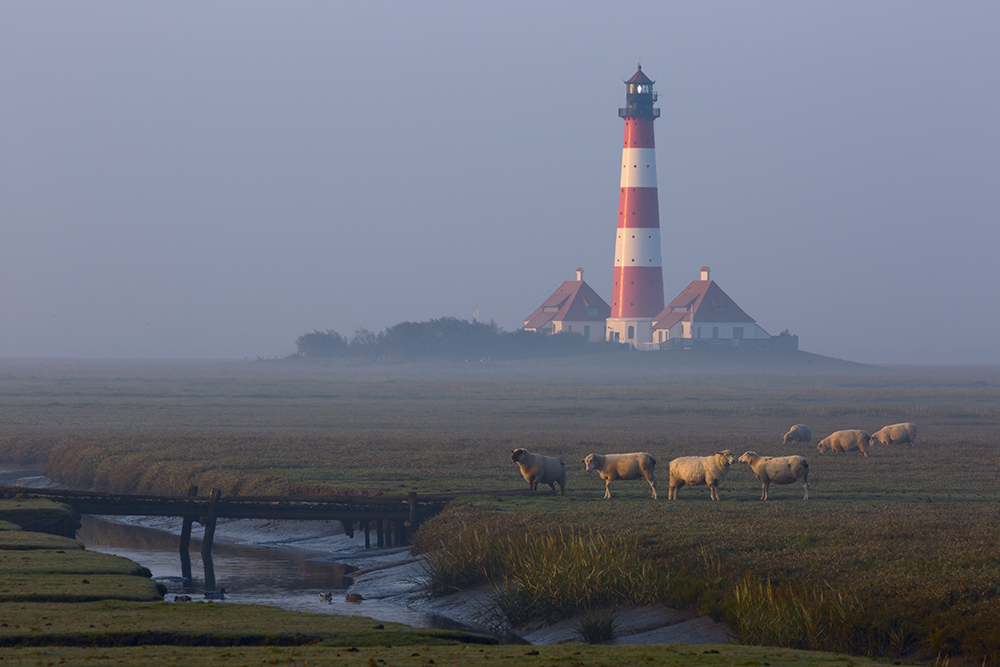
<box><xmin>651</xmin><ymin>267</ymin><xmax>772</xmax><ymax>347</ymax></box>
<box><xmin>523</xmin><ymin>268</ymin><xmax>612</xmax><ymax>342</ymax></box>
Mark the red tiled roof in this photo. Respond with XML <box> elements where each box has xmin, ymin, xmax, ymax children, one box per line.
<box><xmin>524</xmin><ymin>279</ymin><xmax>612</xmax><ymax>330</ymax></box>
<box><xmin>652</xmin><ymin>279</ymin><xmax>756</xmax><ymax>329</ymax></box>
<box><xmin>625</xmin><ymin>65</ymin><xmax>654</xmax><ymax>85</ymax></box>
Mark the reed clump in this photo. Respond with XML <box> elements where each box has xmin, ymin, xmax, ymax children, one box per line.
<box><xmin>419</xmin><ymin>519</ymin><xmax>671</xmax><ymax>629</ymax></box>
<box><xmin>576</xmin><ymin>607</ymin><xmax>618</xmax><ymax>643</ymax></box>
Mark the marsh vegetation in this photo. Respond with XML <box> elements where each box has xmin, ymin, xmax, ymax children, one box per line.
<box><xmin>1</xmin><ymin>353</ymin><xmax>998</xmax><ymax>664</ymax></box>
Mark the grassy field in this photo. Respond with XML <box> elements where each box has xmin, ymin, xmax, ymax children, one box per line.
<box><xmin>0</xmin><ymin>352</ymin><xmax>997</xmax><ymax>665</ymax></box>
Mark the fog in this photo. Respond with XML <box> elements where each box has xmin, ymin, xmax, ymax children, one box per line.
<box><xmin>2</xmin><ymin>2</ymin><xmax>997</xmax><ymax>364</ymax></box>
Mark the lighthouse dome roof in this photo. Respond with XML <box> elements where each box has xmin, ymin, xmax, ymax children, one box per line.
<box><xmin>625</xmin><ymin>64</ymin><xmax>654</xmax><ymax>85</ymax></box>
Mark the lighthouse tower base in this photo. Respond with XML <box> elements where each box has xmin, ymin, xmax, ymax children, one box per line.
<box><xmin>606</xmin><ymin>317</ymin><xmax>655</xmax><ymax>348</ymax></box>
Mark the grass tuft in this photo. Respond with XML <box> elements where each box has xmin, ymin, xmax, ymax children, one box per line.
<box><xmin>576</xmin><ymin>607</ymin><xmax>617</xmax><ymax>644</ymax></box>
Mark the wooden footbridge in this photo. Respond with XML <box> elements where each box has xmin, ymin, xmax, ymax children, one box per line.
<box><xmin>0</xmin><ymin>484</ymin><xmax>477</xmax><ymax>589</ymax></box>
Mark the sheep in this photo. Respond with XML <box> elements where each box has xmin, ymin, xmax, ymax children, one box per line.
<box><xmin>667</xmin><ymin>450</ymin><xmax>734</xmax><ymax>500</ymax></box>
<box><xmin>738</xmin><ymin>451</ymin><xmax>809</xmax><ymax>500</ymax></box>
<box><xmin>511</xmin><ymin>448</ymin><xmax>567</xmax><ymax>496</ymax></box>
<box><xmin>870</xmin><ymin>422</ymin><xmax>917</xmax><ymax>446</ymax></box>
<box><xmin>582</xmin><ymin>452</ymin><xmax>657</xmax><ymax>499</ymax></box>
<box><xmin>816</xmin><ymin>430</ymin><xmax>871</xmax><ymax>457</ymax></box>
<box><xmin>782</xmin><ymin>424</ymin><xmax>812</xmax><ymax>445</ymax></box>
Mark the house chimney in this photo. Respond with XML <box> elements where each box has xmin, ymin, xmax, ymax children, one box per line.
<box><xmin>700</xmin><ymin>266</ymin><xmax>710</xmax><ymax>281</ymax></box>
<box><xmin>576</xmin><ymin>267</ymin><xmax>583</xmax><ymax>281</ymax></box>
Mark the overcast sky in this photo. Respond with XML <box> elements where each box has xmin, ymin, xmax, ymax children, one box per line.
<box><xmin>2</xmin><ymin>2</ymin><xmax>998</xmax><ymax>364</ymax></box>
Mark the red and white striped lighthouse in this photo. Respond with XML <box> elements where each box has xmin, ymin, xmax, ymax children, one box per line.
<box><xmin>606</xmin><ymin>65</ymin><xmax>665</xmax><ymax>347</ymax></box>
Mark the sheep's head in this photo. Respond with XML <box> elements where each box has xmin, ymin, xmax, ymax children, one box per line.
<box><xmin>717</xmin><ymin>450</ymin><xmax>734</xmax><ymax>465</ymax></box>
<box><xmin>511</xmin><ymin>448</ymin><xmax>526</xmax><ymax>463</ymax></box>
<box><xmin>582</xmin><ymin>454</ymin><xmax>596</xmax><ymax>472</ymax></box>
<box><xmin>738</xmin><ymin>451</ymin><xmax>756</xmax><ymax>465</ymax></box>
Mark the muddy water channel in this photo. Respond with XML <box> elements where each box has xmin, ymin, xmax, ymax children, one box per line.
<box><xmin>77</xmin><ymin>515</ymin><xmax>475</xmax><ymax>631</ymax></box>
<box><xmin>1</xmin><ymin>465</ymin><xmax>489</xmax><ymax>635</ymax></box>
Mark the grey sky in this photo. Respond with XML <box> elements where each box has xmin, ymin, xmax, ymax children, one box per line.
<box><xmin>2</xmin><ymin>2</ymin><xmax>998</xmax><ymax>364</ymax></box>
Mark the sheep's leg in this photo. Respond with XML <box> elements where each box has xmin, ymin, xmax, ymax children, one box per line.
<box><xmin>647</xmin><ymin>477</ymin><xmax>658</xmax><ymax>500</ymax></box>
<box><xmin>802</xmin><ymin>482</ymin><xmax>809</xmax><ymax>500</ymax></box>
<box><xmin>760</xmin><ymin>482</ymin><xmax>767</xmax><ymax>501</ymax></box>
<box><xmin>604</xmin><ymin>479</ymin><xmax>612</xmax><ymax>499</ymax></box>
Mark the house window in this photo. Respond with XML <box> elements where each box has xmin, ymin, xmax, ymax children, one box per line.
<box><xmin>696</xmin><ymin>327</ymin><xmax>702</xmax><ymax>338</ymax></box>
<box><xmin>614</xmin><ymin>331</ymin><xmax>620</xmax><ymax>343</ymax></box>
<box><xmin>627</xmin><ymin>325</ymin><xmax>635</xmax><ymax>339</ymax></box>
<box><xmin>584</xmin><ymin>325</ymin><xmax>590</xmax><ymax>339</ymax></box>
<box><xmin>734</xmin><ymin>327</ymin><xmax>744</xmax><ymax>340</ymax></box>
<box><xmin>566</xmin><ymin>325</ymin><xmax>572</xmax><ymax>333</ymax></box>
<box><xmin>587</xmin><ymin>306</ymin><xmax>598</xmax><ymax>317</ymax></box>
<box><xmin>713</xmin><ymin>327</ymin><xmax>719</xmax><ymax>339</ymax></box>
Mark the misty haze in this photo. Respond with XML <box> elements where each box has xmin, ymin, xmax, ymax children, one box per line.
<box><xmin>2</xmin><ymin>2</ymin><xmax>998</xmax><ymax>364</ymax></box>
<box><xmin>2</xmin><ymin>4</ymin><xmax>1000</xmax><ymax>666</ymax></box>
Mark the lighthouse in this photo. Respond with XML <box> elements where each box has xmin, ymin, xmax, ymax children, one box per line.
<box><xmin>606</xmin><ymin>65</ymin><xmax>665</xmax><ymax>347</ymax></box>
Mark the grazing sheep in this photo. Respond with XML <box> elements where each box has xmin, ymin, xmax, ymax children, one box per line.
<box><xmin>511</xmin><ymin>448</ymin><xmax>567</xmax><ymax>496</ymax></box>
<box><xmin>782</xmin><ymin>424</ymin><xmax>813</xmax><ymax>445</ymax></box>
<box><xmin>582</xmin><ymin>452</ymin><xmax>657</xmax><ymax>499</ymax></box>
<box><xmin>738</xmin><ymin>451</ymin><xmax>809</xmax><ymax>500</ymax></box>
<box><xmin>667</xmin><ymin>450</ymin><xmax>734</xmax><ymax>501</ymax></box>
<box><xmin>816</xmin><ymin>430</ymin><xmax>871</xmax><ymax>457</ymax></box>
<box><xmin>870</xmin><ymin>422</ymin><xmax>918</xmax><ymax>446</ymax></box>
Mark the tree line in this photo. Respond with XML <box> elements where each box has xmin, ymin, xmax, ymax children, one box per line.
<box><xmin>293</xmin><ymin>317</ymin><xmax>622</xmax><ymax>362</ymax></box>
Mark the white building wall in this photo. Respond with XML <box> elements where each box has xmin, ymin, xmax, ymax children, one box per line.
<box><xmin>656</xmin><ymin>321</ymin><xmax>770</xmax><ymax>341</ymax></box>
<box><xmin>554</xmin><ymin>320</ymin><xmax>606</xmax><ymax>342</ymax></box>
<box><xmin>606</xmin><ymin>317</ymin><xmax>653</xmax><ymax>346</ymax></box>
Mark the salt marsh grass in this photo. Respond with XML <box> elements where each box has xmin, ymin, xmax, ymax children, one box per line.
<box><xmin>418</xmin><ymin>517</ymin><xmax>672</xmax><ymax>629</ymax></box>
<box><xmin>1</xmin><ymin>356</ymin><xmax>999</xmax><ymax>663</ymax></box>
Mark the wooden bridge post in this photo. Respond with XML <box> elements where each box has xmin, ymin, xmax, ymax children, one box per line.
<box><xmin>363</xmin><ymin>521</ymin><xmax>371</xmax><ymax>549</ymax></box>
<box><xmin>201</xmin><ymin>488</ymin><xmax>221</xmax><ymax>591</ymax></box>
<box><xmin>407</xmin><ymin>492</ymin><xmax>418</xmax><ymax>543</ymax></box>
<box><xmin>179</xmin><ymin>485</ymin><xmax>199</xmax><ymax>581</ymax></box>
<box><xmin>376</xmin><ymin>519</ymin><xmax>384</xmax><ymax>548</ymax></box>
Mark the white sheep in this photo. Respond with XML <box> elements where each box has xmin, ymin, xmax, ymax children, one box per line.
<box><xmin>511</xmin><ymin>448</ymin><xmax>567</xmax><ymax>495</ymax></box>
<box><xmin>816</xmin><ymin>430</ymin><xmax>871</xmax><ymax>457</ymax></box>
<box><xmin>667</xmin><ymin>450</ymin><xmax>734</xmax><ymax>501</ymax></box>
<box><xmin>782</xmin><ymin>424</ymin><xmax>812</xmax><ymax>445</ymax></box>
<box><xmin>582</xmin><ymin>452</ymin><xmax>657</xmax><ymax>499</ymax></box>
<box><xmin>738</xmin><ymin>451</ymin><xmax>809</xmax><ymax>500</ymax></box>
<box><xmin>870</xmin><ymin>422</ymin><xmax>917</xmax><ymax>446</ymax></box>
